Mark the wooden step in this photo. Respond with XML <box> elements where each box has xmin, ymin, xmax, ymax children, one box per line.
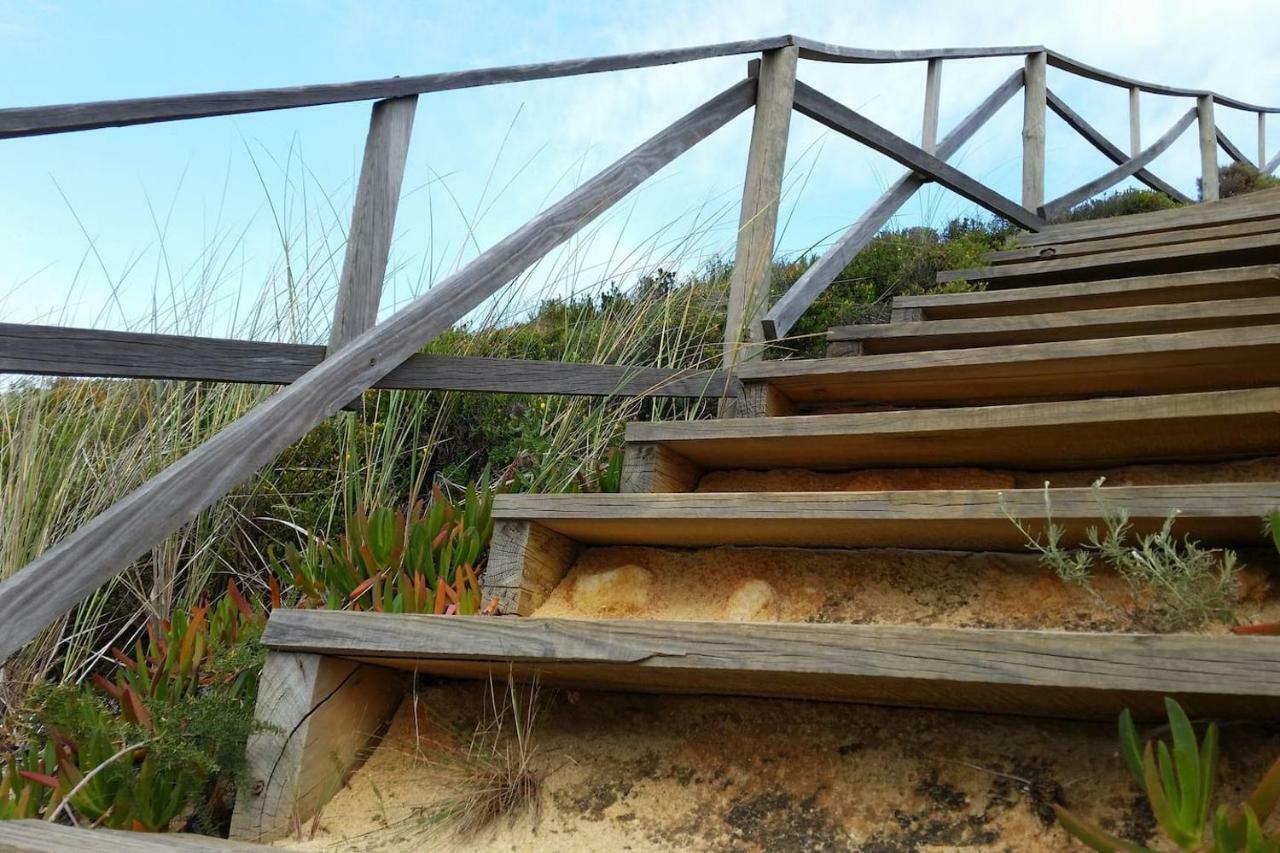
<box><xmin>0</xmin><ymin>820</ymin><xmax>285</xmax><ymax>851</ymax></box>
<box><xmin>892</xmin><ymin>265</ymin><xmax>1280</xmax><ymax>322</ymax></box>
<box><xmin>262</xmin><ymin>609</ymin><xmax>1280</xmax><ymax>719</ymax></box>
<box><xmin>989</xmin><ymin>218</ymin><xmax>1280</xmax><ymax>266</ymax></box>
<box><xmin>736</xmin><ymin>325</ymin><xmax>1280</xmax><ymax>409</ymax></box>
<box><xmin>1017</xmin><ymin>187</ymin><xmax>1280</xmax><ymax>248</ymax></box>
<box><xmin>621</xmin><ymin>388</ymin><xmax>1280</xmax><ymax>490</ymax></box>
<box><xmin>827</xmin><ymin>296</ymin><xmax>1280</xmax><ymax>356</ymax></box>
<box><xmin>490</xmin><ymin>483</ymin><xmax>1278</xmax><ymax>551</ymax></box>
<box><xmin>936</xmin><ymin>233</ymin><xmax>1280</xmax><ymax>289</ymax></box>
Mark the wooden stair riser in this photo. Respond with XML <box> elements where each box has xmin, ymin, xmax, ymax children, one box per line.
<box><xmin>991</xmin><ymin>218</ymin><xmax>1280</xmax><ymax>265</ymax></box>
<box><xmin>893</xmin><ymin>265</ymin><xmax>1280</xmax><ymax>322</ymax></box>
<box><xmin>828</xmin><ymin>296</ymin><xmax>1280</xmax><ymax>356</ymax></box>
<box><xmin>739</xmin><ymin>325</ymin><xmax>1280</xmax><ymax>408</ymax></box>
<box><xmin>620</xmin><ymin>389</ymin><xmax>1280</xmax><ymax>489</ymax></box>
<box><xmin>262</xmin><ymin>610</ymin><xmax>1280</xmax><ymax>720</ymax></box>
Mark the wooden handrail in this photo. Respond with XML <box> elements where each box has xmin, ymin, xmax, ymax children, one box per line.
<box><xmin>0</xmin><ymin>77</ymin><xmax>755</xmax><ymax>661</ymax></box>
<box><xmin>2</xmin><ymin>35</ymin><xmax>1276</xmax><ymax>141</ymax></box>
<box><xmin>0</xmin><ymin>323</ymin><xmax>735</xmax><ymax>398</ymax></box>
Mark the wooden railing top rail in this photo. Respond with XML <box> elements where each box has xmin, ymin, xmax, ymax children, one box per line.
<box><xmin>2</xmin><ymin>35</ymin><xmax>1276</xmax><ymax>140</ymax></box>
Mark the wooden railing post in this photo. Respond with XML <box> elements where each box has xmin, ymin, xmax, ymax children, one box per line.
<box><xmin>723</xmin><ymin>45</ymin><xmax>797</xmax><ymax>369</ymax></box>
<box><xmin>922</xmin><ymin>59</ymin><xmax>942</xmax><ymax>154</ymax></box>
<box><xmin>1197</xmin><ymin>95</ymin><xmax>1219</xmax><ymax>201</ymax></box>
<box><xmin>329</xmin><ymin>96</ymin><xmax>418</xmax><ymax>352</ymax></box>
<box><xmin>1128</xmin><ymin>86</ymin><xmax>1141</xmax><ymax>156</ymax></box>
<box><xmin>1260</xmin><ymin>112</ymin><xmax>1267</xmax><ymax>170</ymax></box>
<box><xmin>1021</xmin><ymin>51</ymin><xmax>1047</xmax><ymax>212</ymax></box>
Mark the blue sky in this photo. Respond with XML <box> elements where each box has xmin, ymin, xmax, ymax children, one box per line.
<box><xmin>2</xmin><ymin>0</ymin><xmax>1278</xmax><ymax>337</ymax></box>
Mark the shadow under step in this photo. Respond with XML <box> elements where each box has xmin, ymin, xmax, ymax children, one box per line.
<box><xmin>828</xmin><ymin>296</ymin><xmax>1280</xmax><ymax>356</ymax></box>
<box><xmin>989</xmin><ymin>217</ymin><xmax>1280</xmax><ymax>266</ymax></box>
<box><xmin>261</xmin><ymin>609</ymin><xmax>1280</xmax><ymax>720</ymax></box>
<box><xmin>736</xmin><ymin>325</ymin><xmax>1280</xmax><ymax>410</ymax></box>
<box><xmin>622</xmin><ymin>388</ymin><xmax>1280</xmax><ymax>491</ymax></box>
<box><xmin>890</xmin><ymin>265</ymin><xmax>1280</xmax><ymax>322</ymax></box>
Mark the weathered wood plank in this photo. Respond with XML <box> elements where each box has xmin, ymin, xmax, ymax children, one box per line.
<box><xmin>936</xmin><ymin>231</ymin><xmax>1280</xmax><ymax>288</ymax></box>
<box><xmin>261</xmin><ymin>610</ymin><xmax>1280</xmax><ymax>719</ymax></box>
<box><xmin>1199</xmin><ymin>95</ymin><xmax>1220</xmax><ymax>202</ymax></box>
<box><xmin>1019</xmin><ymin>185</ymin><xmax>1280</xmax><ymax>247</ymax></box>
<box><xmin>1128</xmin><ymin>86</ymin><xmax>1141</xmax><ymax>156</ymax></box>
<box><xmin>624</xmin><ymin>387</ymin><xmax>1280</xmax><ymax>472</ymax></box>
<box><xmin>895</xmin><ymin>265</ymin><xmax>1280</xmax><ymax>321</ymax></box>
<box><xmin>723</xmin><ymin>46</ymin><xmax>797</xmax><ymax>367</ymax></box>
<box><xmin>327</xmin><ymin>96</ymin><xmax>416</xmax><ymax>351</ymax></box>
<box><xmin>0</xmin><ymin>323</ymin><xmax>736</xmax><ymax>398</ymax></box>
<box><xmin>760</xmin><ymin>69</ymin><xmax>1024</xmax><ymax>339</ymax></box>
<box><xmin>1046</xmin><ymin>89</ymin><xmax>1191</xmax><ymax>204</ymax></box>
<box><xmin>1022</xmin><ymin>51</ymin><xmax>1047</xmax><ymax>211</ymax></box>
<box><xmin>988</xmin><ymin>218</ymin><xmax>1280</xmax><ymax>265</ymax></box>
<box><xmin>0</xmin><ymin>78</ymin><xmax>755</xmax><ymax>662</ymax></box>
<box><xmin>733</xmin><ymin>380</ymin><xmax>796</xmax><ymax>417</ymax></box>
<box><xmin>482</xmin><ymin>521</ymin><xmax>578</xmax><ymax>615</ymax></box>
<box><xmin>619</xmin><ymin>442</ymin><xmax>703</xmax><ymax>493</ymax></box>
<box><xmin>0</xmin><ymin>820</ymin><xmax>283</xmax><ymax>851</ymax></box>
<box><xmin>229</xmin><ymin>653</ymin><xmax>403</xmax><ymax>843</ymax></box>
<box><xmin>487</xmin><ymin>483</ymin><xmax>1280</xmax><ymax>550</ymax></box>
<box><xmin>791</xmin><ymin>81</ymin><xmax>1045</xmax><ymax>230</ymax></box>
<box><xmin>921</xmin><ymin>58</ymin><xmax>942</xmax><ymax>154</ymax></box>
<box><xmin>737</xmin><ymin>323</ymin><xmax>1280</xmax><ymax>407</ymax></box>
<box><xmin>0</xmin><ymin>37</ymin><xmax>788</xmax><ymax>138</ymax></box>
<box><xmin>791</xmin><ymin>39</ymin><xmax>1045</xmax><ymax>64</ymax></box>
<box><xmin>1041</xmin><ymin>107</ymin><xmax>1197</xmax><ymax>219</ymax></box>
<box><xmin>1261</xmin><ymin>113</ymin><xmax>1269</xmax><ymax>171</ymax></box>
<box><xmin>826</xmin><ymin>296</ymin><xmax>1280</xmax><ymax>354</ymax></box>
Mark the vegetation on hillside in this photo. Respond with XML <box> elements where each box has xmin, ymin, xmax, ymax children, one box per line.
<box><xmin>5</xmin><ymin>173</ymin><xmax>1275</xmax><ymax>836</ymax></box>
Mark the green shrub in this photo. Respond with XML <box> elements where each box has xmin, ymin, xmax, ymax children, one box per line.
<box><xmin>1053</xmin><ymin>187</ymin><xmax>1182</xmax><ymax>223</ymax></box>
<box><xmin>1055</xmin><ymin>698</ymin><xmax>1280</xmax><ymax>852</ymax></box>
<box><xmin>1211</xmin><ymin>162</ymin><xmax>1280</xmax><ymax>200</ymax></box>
<box><xmin>278</xmin><ymin>477</ymin><xmax>498</xmax><ymax>615</ymax></box>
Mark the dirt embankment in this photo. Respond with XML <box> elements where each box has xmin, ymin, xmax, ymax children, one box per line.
<box><xmin>296</xmin><ymin>682</ymin><xmax>1280</xmax><ymax>852</ymax></box>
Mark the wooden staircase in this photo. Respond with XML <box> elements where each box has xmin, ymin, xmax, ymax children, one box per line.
<box><xmin>230</xmin><ymin>193</ymin><xmax>1280</xmax><ymax>842</ymax></box>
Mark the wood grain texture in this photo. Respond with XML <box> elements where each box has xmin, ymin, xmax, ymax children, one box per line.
<box><xmin>1041</xmin><ymin>106</ymin><xmax>1196</xmax><ymax>219</ymax></box>
<box><xmin>791</xmin><ymin>39</ymin><xmax>1044</xmax><ymax>64</ymax></box>
<box><xmin>760</xmin><ymin>70</ymin><xmax>1024</xmax><ymax>338</ymax></box>
<box><xmin>736</xmin><ymin>323</ymin><xmax>1280</xmax><ymax>406</ymax></box>
<box><xmin>620</xmin><ymin>442</ymin><xmax>702</xmax><ymax>493</ymax></box>
<box><xmin>623</xmin><ymin>387</ymin><xmax>1280</xmax><ymax>472</ymax></box>
<box><xmin>327</xmin><ymin>96</ymin><xmax>416</xmax><ymax>352</ymax></box>
<box><xmin>723</xmin><ymin>47</ymin><xmax>797</xmax><ymax>366</ymax></box>
<box><xmin>894</xmin><ymin>265</ymin><xmax>1280</xmax><ymax>321</ymax></box>
<box><xmin>229</xmin><ymin>653</ymin><xmax>403</xmax><ymax>843</ymax></box>
<box><xmin>1128</xmin><ymin>86</ymin><xmax>1141</xmax><ymax>156</ymax></box>
<box><xmin>488</xmin><ymin>483</ymin><xmax>1280</xmax><ymax>550</ymax></box>
<box><xmin>261</xmin><ymin>610</ymin><xmax>1280</xmax><ymax>719</ymax></box>
<box><xmin>826</xmin><ymin>296</ymin><xmax>1280</xmax><ymax>354</ymax></box>
<box><xmin>791</xmin><ymin>81</ymin><xmax>1044</xmax><ymax>230</ymax></box>
<box><xmin>734</xmin><ymin>381</ymin><xmax>796</xmax><ymax>417</ymax></box>
<box><xmin>1046</xmin><ymin>88</ymin><xmax>1190</xmax><ymax>203</ymax></box>
<box><xmin>1018</xmin><ymin>186</ymin><xmax>1280</xmax><ymax>247</ymax></box>
<box><xmin>1021</xmin><ymin>51</ymin><xmax>1047</xmax><ymax>211</ymax></box>
<box><xmin>0</xmin><ymin>820</ymin><xmax>283</xmax><ymax>851</ymax></box>
<box><xmin>0</xmin><ymin>37</ymin><xmax>788</xmax><ymax>138</ymax></box>
<box><xmin>921</xmin><ymin>58</ymin><xmax>942</xmax><ymax>154</ymax></box>
<box><xmin>1199</xmin><ymin>95</ymin><xmax>1220</xmax><ymax>202</ymax></box>
<box><xmin>482</xmin><ymin>521</ymin><xmax>578</xmax><ymax>615</ymax></box>
<box><xmin>0</xmin><ymin>79</ymin><xmax>755</xmax><ymax>662</ymax></box>
<box><xmin>988</xmin><ymin>218</ymin><xmax>1280</xmax><ymax>265</ymax></box>
<box><xmin>935</xmin><ymin>231</ymin><xmax>1280</xmax><ymax>288</ymax></box>
<box><xmin>0</xmin><ymin>323</ymin><xmax>736</xmax><ymax>399</ymax></box>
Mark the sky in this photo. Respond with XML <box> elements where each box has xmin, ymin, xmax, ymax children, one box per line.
<box><xmin>2</xmin><ymin>0</ymin><xmax>1278</xmax><ymax>339</ymax></box>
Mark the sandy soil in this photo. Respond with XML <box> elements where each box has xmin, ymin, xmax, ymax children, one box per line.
<box><xmin>291</xmin><ymin>682</ymin><xmax>1280</xmax><ymax>852</ymax></box>
<box><xmin>694</xmin><ymin>456</ymin><xmax>1280</xmax><ymax>492</ymax></box>
<box><xmin>532</xmin><ymin>545</ymin><xmax>1278</xmax><ymax>633</ymax></box>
